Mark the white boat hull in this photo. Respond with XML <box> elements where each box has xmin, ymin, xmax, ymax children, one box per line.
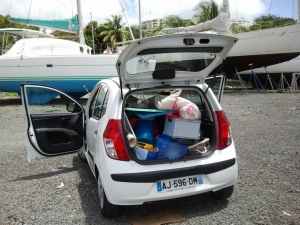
<box><xmin>0</xmin><ymin>54</ymin><xmax>119</xmax><ymax>99</ymax></box>
<box><xmin>217</xmin><ymin>23</ymin><xmax>300</xmax><ymax>76</ymax></box>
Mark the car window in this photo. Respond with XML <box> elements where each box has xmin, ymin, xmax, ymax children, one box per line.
<box><xmin>92</xmin><ymin>84</ymin><xmax>108</xmax><ymax>120</ymax></box>
<box><xmin>24</xmin><ymin>86</ymin><xmax>80</xmax><ymax>114</ymax></box>
<box><xmin>89</xmin><ymin>86</ymin><xmax>101</xmax><ymax>118</ymax></box>
<box><xmin>126</xmin><ymin>52</ymin><xmax>216</xmax><ymax>75</ymax></box>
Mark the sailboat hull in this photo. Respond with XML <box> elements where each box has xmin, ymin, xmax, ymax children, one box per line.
<box><xmin>211</xmin><ymin>23</ymin><xmax>300</xmax><ymax>87</ymax></box>
<box><xmin>0</xmin><ymin>54</ymin><xmax>119</xmax><ymax>103</ymax></box>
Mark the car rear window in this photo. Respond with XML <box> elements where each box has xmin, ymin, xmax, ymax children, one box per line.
<box><xmin>125</xmin><ymin>52</ymin><xmax>216</xmax><ymax>75</ymax></box>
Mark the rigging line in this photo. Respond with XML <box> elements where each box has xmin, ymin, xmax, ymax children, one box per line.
<box><xmin>26</xmin><ymin>0</ymin><xmax>33</xmax><ymax>25</ymax></box>
<box><xmin>31</xmin><ymin>6</ymin><xmax>45</xmax><ymax>20</ymax></box>
<box><xmin>292</xmin><ymin>0</ymin><xmax>295</xmax><ymax>19</ymax></box>
<box><xmin>179</xmin><ymin>0</ymin><xmax>182</xmax><ymax>17</ymax></box>
<box><xmin>8</xmin><ymin>0</ymin><xmax>13</xmax><ymax>15</ymax></box>
<box><xmin>165</xmin><ymin>0</ymin><xmax>168</xmax><ymax>17</ymax></box>
<box><xmin>147</xmin><ymin>8</ymin><xmax>152</xmax><ymax>21</ymax></box>
<box><xmin>268</xmin><ymin>0</ymin><xmax>272</xmax><ymax>15</ymax></box>
<box><xmin>54</xmin><ymin>3</ymin><xmax>57</xmax><ymax>20</ymax></box>
<box><xmin>71</xmin><ymin>0</ymin><xmax>73</xmax><ymax>17</ymax></box>
<box><xmin>34</xmin><ymin>6</ymin><xmax>37</xmax><ymax>20</ymax></box>
<box><xmin>55</xmin><ymin>0</ymin><xmax>74</xmax><ymax>14</ymax></box>
<box><xmin>95</xmin><ymin>10</ymin><xmax>123</xmax><ymax>24</ymax></box>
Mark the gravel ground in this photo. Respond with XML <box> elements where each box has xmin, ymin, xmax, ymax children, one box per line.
<box><xmin>0</xmin><ymin>91</ymin><xmax>299</xmax><ymax>225</ymax></box>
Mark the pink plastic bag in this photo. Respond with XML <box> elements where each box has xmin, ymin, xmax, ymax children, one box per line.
<box><xmin>156</xmin><ymin>89</ymin><xmax>201</xmax><ymax>120</ymax></box>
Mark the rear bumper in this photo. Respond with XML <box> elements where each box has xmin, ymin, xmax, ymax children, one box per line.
<box><xmin>111</xmin><ymin>158</ymin><xmax>236</xmax><ymax>183</ymax></box>
<box><xmin>100</xmin><ymin>158</ymin><xmax>238</xmax><ymax>206</ymax></box>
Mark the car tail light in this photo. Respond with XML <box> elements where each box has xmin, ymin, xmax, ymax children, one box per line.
<box><xmin>103</xmin><ymin>119</ymin><xmax>131</xmax><ymax>161</ymax></box>
<box><xmin>214</xmin><ymin>110</ymin><xmax>232</xmax><ymax>150</ymax></box>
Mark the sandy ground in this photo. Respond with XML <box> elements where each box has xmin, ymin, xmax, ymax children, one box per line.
<box><xmin>0</xmin><ymin>91</ymin><xmax>299</xmax><ymax>225</ymax></box>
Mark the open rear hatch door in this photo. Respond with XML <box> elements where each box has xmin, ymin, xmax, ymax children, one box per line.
<box><xmin>116</xmin><ymin>33</ymin><xmax>238</xmax><ymax>93</ymax></box>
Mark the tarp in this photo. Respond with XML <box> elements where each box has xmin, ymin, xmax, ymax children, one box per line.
<box><xmin>9</xmin><ymin>15</ymin><xmax>79</xmax><ymax>33</ymax></box>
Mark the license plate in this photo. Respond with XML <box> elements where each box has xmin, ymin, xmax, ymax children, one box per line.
<box><xmin>157</xmin><ymin>175</ymin><xmax>203</xmax><ymax>193</ymax></box>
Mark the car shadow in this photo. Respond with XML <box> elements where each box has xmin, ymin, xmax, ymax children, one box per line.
<box><xmin>73</xmin><ymin>156</ymin><xmax>231</xmax><ymax>224</ymax></box>
<box><xmin>0</xmin><ymin>98</ymin><xmax>22</xmax><ymax>106</ymax></box>
<box><xmin>13</xmin><ymin>167</ymin><xmax>78</xmax><ymax>181</ymax></box>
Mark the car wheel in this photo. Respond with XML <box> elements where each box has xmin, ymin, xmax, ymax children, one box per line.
<box><xmin>211</xmin><ymin>185</ymin><xmax>234</xmax><ymax>200</ymax></box>
<box><xmin>97</xmin><ymin>175</ymin><xmax>118</xmax><ymax>218</ymax></box>
<box><xmin>78</xmin><ymin>152</ymin><xmax>87</xmax><ymax>162</ymax></box>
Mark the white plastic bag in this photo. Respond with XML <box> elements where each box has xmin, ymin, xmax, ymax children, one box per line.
<box><xmin>155</xmin><ymin>89</ymin><xmax>181</xmax><ymax>110</ymax></box>
<box><xmin>179</xmin><ymin>104</ymin><xmax>201</xmax><ymax>120</ymax></box>
<box><xmin>156</xmin><ymin>89</ymin><xmax>201</xmax><ymax>120</ymax></box>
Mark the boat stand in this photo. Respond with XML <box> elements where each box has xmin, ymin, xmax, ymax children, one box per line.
<box><xmin>0</xmin><ymin>92</ymin><xmax>5</xmax><ymax>99</ymax></box>
<box><xmin>263</xmin><ymin>67</ymin><xmax>279</xmax><ymax>93</ymax></box>
<box><xmin>248</xmin><ymin>64</ymin><xmax>266</xmax><ymax>93</ymax></box>
<box><xmin>278</xmin><ymin>73</ymin><xmax>291</xmax><ymax>92</ymax></box>
<box><xmin>290</xmin><ymin>73</ymin><xmax>300</xmax><ymax>93</ymax></box>
<box><xmin>234</xmin><ymin>68</ymin><xmax>248</xmax><ymax>94</ymax></box>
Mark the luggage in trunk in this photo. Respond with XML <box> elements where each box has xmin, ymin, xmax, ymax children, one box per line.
<box><xmin>123</xmin><ymin>87</ymin><xmax>213</xmax><ymax>162</ymax></box>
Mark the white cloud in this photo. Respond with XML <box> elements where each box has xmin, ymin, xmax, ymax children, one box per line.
<box><xmin>226</xmin><ymin>0</ymin><xmax>266</xmax><ymax>21</ymax></box>
<box><xmin>124</xmin><ymin>0</ymin><xmax>267</xmax><ymax>25</ymax></box>
<box><xmin>0</xmin><ymin>0</ymin><xmax>274</xmax><ymax>29</ymax></box>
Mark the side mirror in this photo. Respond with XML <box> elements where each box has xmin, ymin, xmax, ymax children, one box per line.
<box><xmin>66</xmin><ymin>103</ymin><xmax>76</xmax><ymax>112</ymax></box>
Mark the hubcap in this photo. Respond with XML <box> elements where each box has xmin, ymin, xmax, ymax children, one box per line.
<box><xmin>98</xmin><ymin>177</ymin><xmax>104</xmax><ymax>209</ymax></box>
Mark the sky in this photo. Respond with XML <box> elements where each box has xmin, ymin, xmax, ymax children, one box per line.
<box><xmin>0</xmin><ymin>0</ymin><xmax>298</xmax><ymax>28</ymax></box>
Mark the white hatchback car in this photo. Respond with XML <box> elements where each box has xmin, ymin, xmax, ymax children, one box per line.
<box><xmin>21</xmin><ymin>33</ymin><xmax>238</xmax><ymax>218</ymax></box>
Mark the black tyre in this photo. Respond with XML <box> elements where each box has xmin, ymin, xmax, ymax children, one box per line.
<box><xmin>98</xmin><ymin>175</ymin><xmax>118</xmax><ymax>218</ymax></box>
<box><xmin>211</xmin><ymin>185</ymin><xmax>234</xmax><ymax>200</ymax></box>
<box><xmin>78</xmin><ymin>152</ymin><xmax>87</xmax><ymax>162</ymax></box>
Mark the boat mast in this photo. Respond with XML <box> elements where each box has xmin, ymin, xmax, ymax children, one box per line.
<box><xmin>76</xmin><ymin>0</ymin><xmax>85</xmax><ymax>45</ymax></box>
<box><xmin>119</xmin><ymin>0</ymin><xmax>135</xmax><ymax>41</ymax></box>
<box><xmin>298</xmin><ymin>0</ymin><xmax>300</xmax><ymax>23</ymax></box>
<box><xmin>139</xmin><ymin>0</ymin><xmax>142</xmax><ymax>39</ymax></box>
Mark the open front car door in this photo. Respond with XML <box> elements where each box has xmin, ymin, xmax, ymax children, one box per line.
<box><xmin>21</xmin><ymin>84</ymin><xmax>85</xmax><ymax>161</ymax></box>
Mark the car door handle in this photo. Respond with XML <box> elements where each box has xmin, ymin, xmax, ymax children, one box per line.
<box><xmin>62</xmin><ymin>118</ymin><xmax>70</xmax><ymax>123</ymax></box>
<box><xmin>94</xmin><ymin>129</ymin><xmax>98</xmax><ymax>134</ymax></box>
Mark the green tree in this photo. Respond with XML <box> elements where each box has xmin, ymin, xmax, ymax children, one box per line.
<box><xmin>0</xmin><ymin>14</ymin><xmax>39</xmax><ymax>30</ymax></box>
<box><xmin>162</xmin><ymin>15</ymin><xmax>188</xmax><ymax>28</ymax></box>
<box><xmin>84</xmin><ymin>20</ymin><xmax>99</xmax><ymax>53</ymax></box>
<box><xmin>185</xmin><ymin>20</ymin><xmax>195</xmax><ymax>27</ymax></box>
<box><xmin>99</xmin><ymin>15</ymin><xmax>129</xmax><ymax>50</ymax></box>
<box><xmin>144</xmin><ymin>24</ymin><xmax>164</xmax><ymax>38</ymax></box>
<box><xmin>250</xmin><ymin>14</ymin><xmax>296</xmax><ymax>31</ymax></box>
<box><xmin>193</xmin><ymin>0</ymin><xmax>218</xmax><ymax>23</ymax></box>
<box><xmin>125</xmin><ymin>25</ymin><xmax>141</xmax><ymax>40</ymax></box>
<box><xmin>230</xmin><ymin>23</ymin><xmax>239</xmax><ymax>34</ymax></box>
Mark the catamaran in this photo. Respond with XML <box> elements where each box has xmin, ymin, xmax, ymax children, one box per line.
<box><xmin>0</xmin><ymin>1</ymin><xmax>119</xmax><ymax>104</ymax></box>
<box><xmin>1</xmin><ymin>0</ymin><xmax>299</xmax><ymax>102</ymax></box>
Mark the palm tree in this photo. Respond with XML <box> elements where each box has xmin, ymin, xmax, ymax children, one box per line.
<box><xmin>99</xmin><ymin>15</ymin><xmax>129</xmax><ymax>50</ymax></box>
<box><xmin>162</xmin><ymin>15</ymin><xmax>188</xmax><ymax>28</ymax></box>
<box><xmin>193</xmin><ymin>0</ymin><xmax>218</xmax><ymax>23</ymax></box>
